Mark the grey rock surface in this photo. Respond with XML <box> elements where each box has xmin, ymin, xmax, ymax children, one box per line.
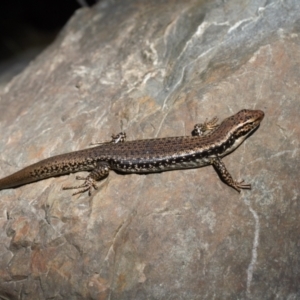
<box><xmin>0</xmin><ymin>0</ymin><xmax>299</xmax><ymax>299</ymax></box>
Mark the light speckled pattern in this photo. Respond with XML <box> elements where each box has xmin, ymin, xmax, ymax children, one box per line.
<box><xmin>0</xmin><ymin>109</ymin><xmax>264</xmax><ymax>194</ymax></box>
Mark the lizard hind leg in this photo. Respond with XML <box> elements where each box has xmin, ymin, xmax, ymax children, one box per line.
<box><xmin>62</xmin><ymin>162</ymin><xmax>110</xmax><ymax>196</ymax></box>
<box><xmin>90</xmin><ymin>132</ymin><xmax>126</xmax><ymax>146</ymax></box>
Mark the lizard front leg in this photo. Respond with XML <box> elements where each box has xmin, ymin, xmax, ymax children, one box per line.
<box><xmin>192</xmin><ymin>117</ymin><xmax>219</xmax><ymax>136</ymax></box>
<box><xmin>62</xmin><ymin>162</ymin><xmax>110</xmax><ymax>196</ymax></box>
<box><xmin>211</xmin><ymin>156</ymin><xmax>251</xmax><ymax>192</ymax></box>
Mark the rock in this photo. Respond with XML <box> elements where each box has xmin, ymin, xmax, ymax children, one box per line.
<box><xmin>0</xmin><ymin>0</ymin><xmax>299</xmax><ymax>299</ymax></box>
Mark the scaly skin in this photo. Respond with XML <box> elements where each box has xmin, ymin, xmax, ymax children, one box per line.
<box><xmin>0</xmin><ymin>109</ymin><xmax>264</xmax><ymax>195</ymax></box>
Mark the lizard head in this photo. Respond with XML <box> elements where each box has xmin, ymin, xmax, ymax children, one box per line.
<box><xmin>230</xmin><ymin>109</ymin><xmax>265</xmax><ymax>139</ymax></box>
<box><xmin>217</xmin><ymin>109</ymin><xmax>264</xmax><ymax>157</ymax></box>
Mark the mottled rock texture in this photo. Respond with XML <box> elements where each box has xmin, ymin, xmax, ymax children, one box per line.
<box><xmin>0</xmin><ymin>0</ymin><xmax>300</xmax><ymax>299</ymax></box>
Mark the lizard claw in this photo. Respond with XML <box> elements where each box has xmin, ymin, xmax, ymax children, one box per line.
<box><xmin>62</xmin><ymin>176</ymin><xmax>98</xmax><ymax>196</ymax></box>
<box><xmin>233</xmin><ymin>180</ymin><xmax>251</xmax><ymax>192</ymax></box>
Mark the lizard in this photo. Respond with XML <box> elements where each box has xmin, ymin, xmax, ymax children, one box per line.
<box><xmin>0</xmin><ymin>109</ymin><xmax>264</xmax><ymax>195</ymax></box>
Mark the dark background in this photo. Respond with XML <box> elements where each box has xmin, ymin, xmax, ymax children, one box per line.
<box><xmin>0</xmin><ymin>0</ymin><xmax>97</xmax><ymax>83</ymax></box>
